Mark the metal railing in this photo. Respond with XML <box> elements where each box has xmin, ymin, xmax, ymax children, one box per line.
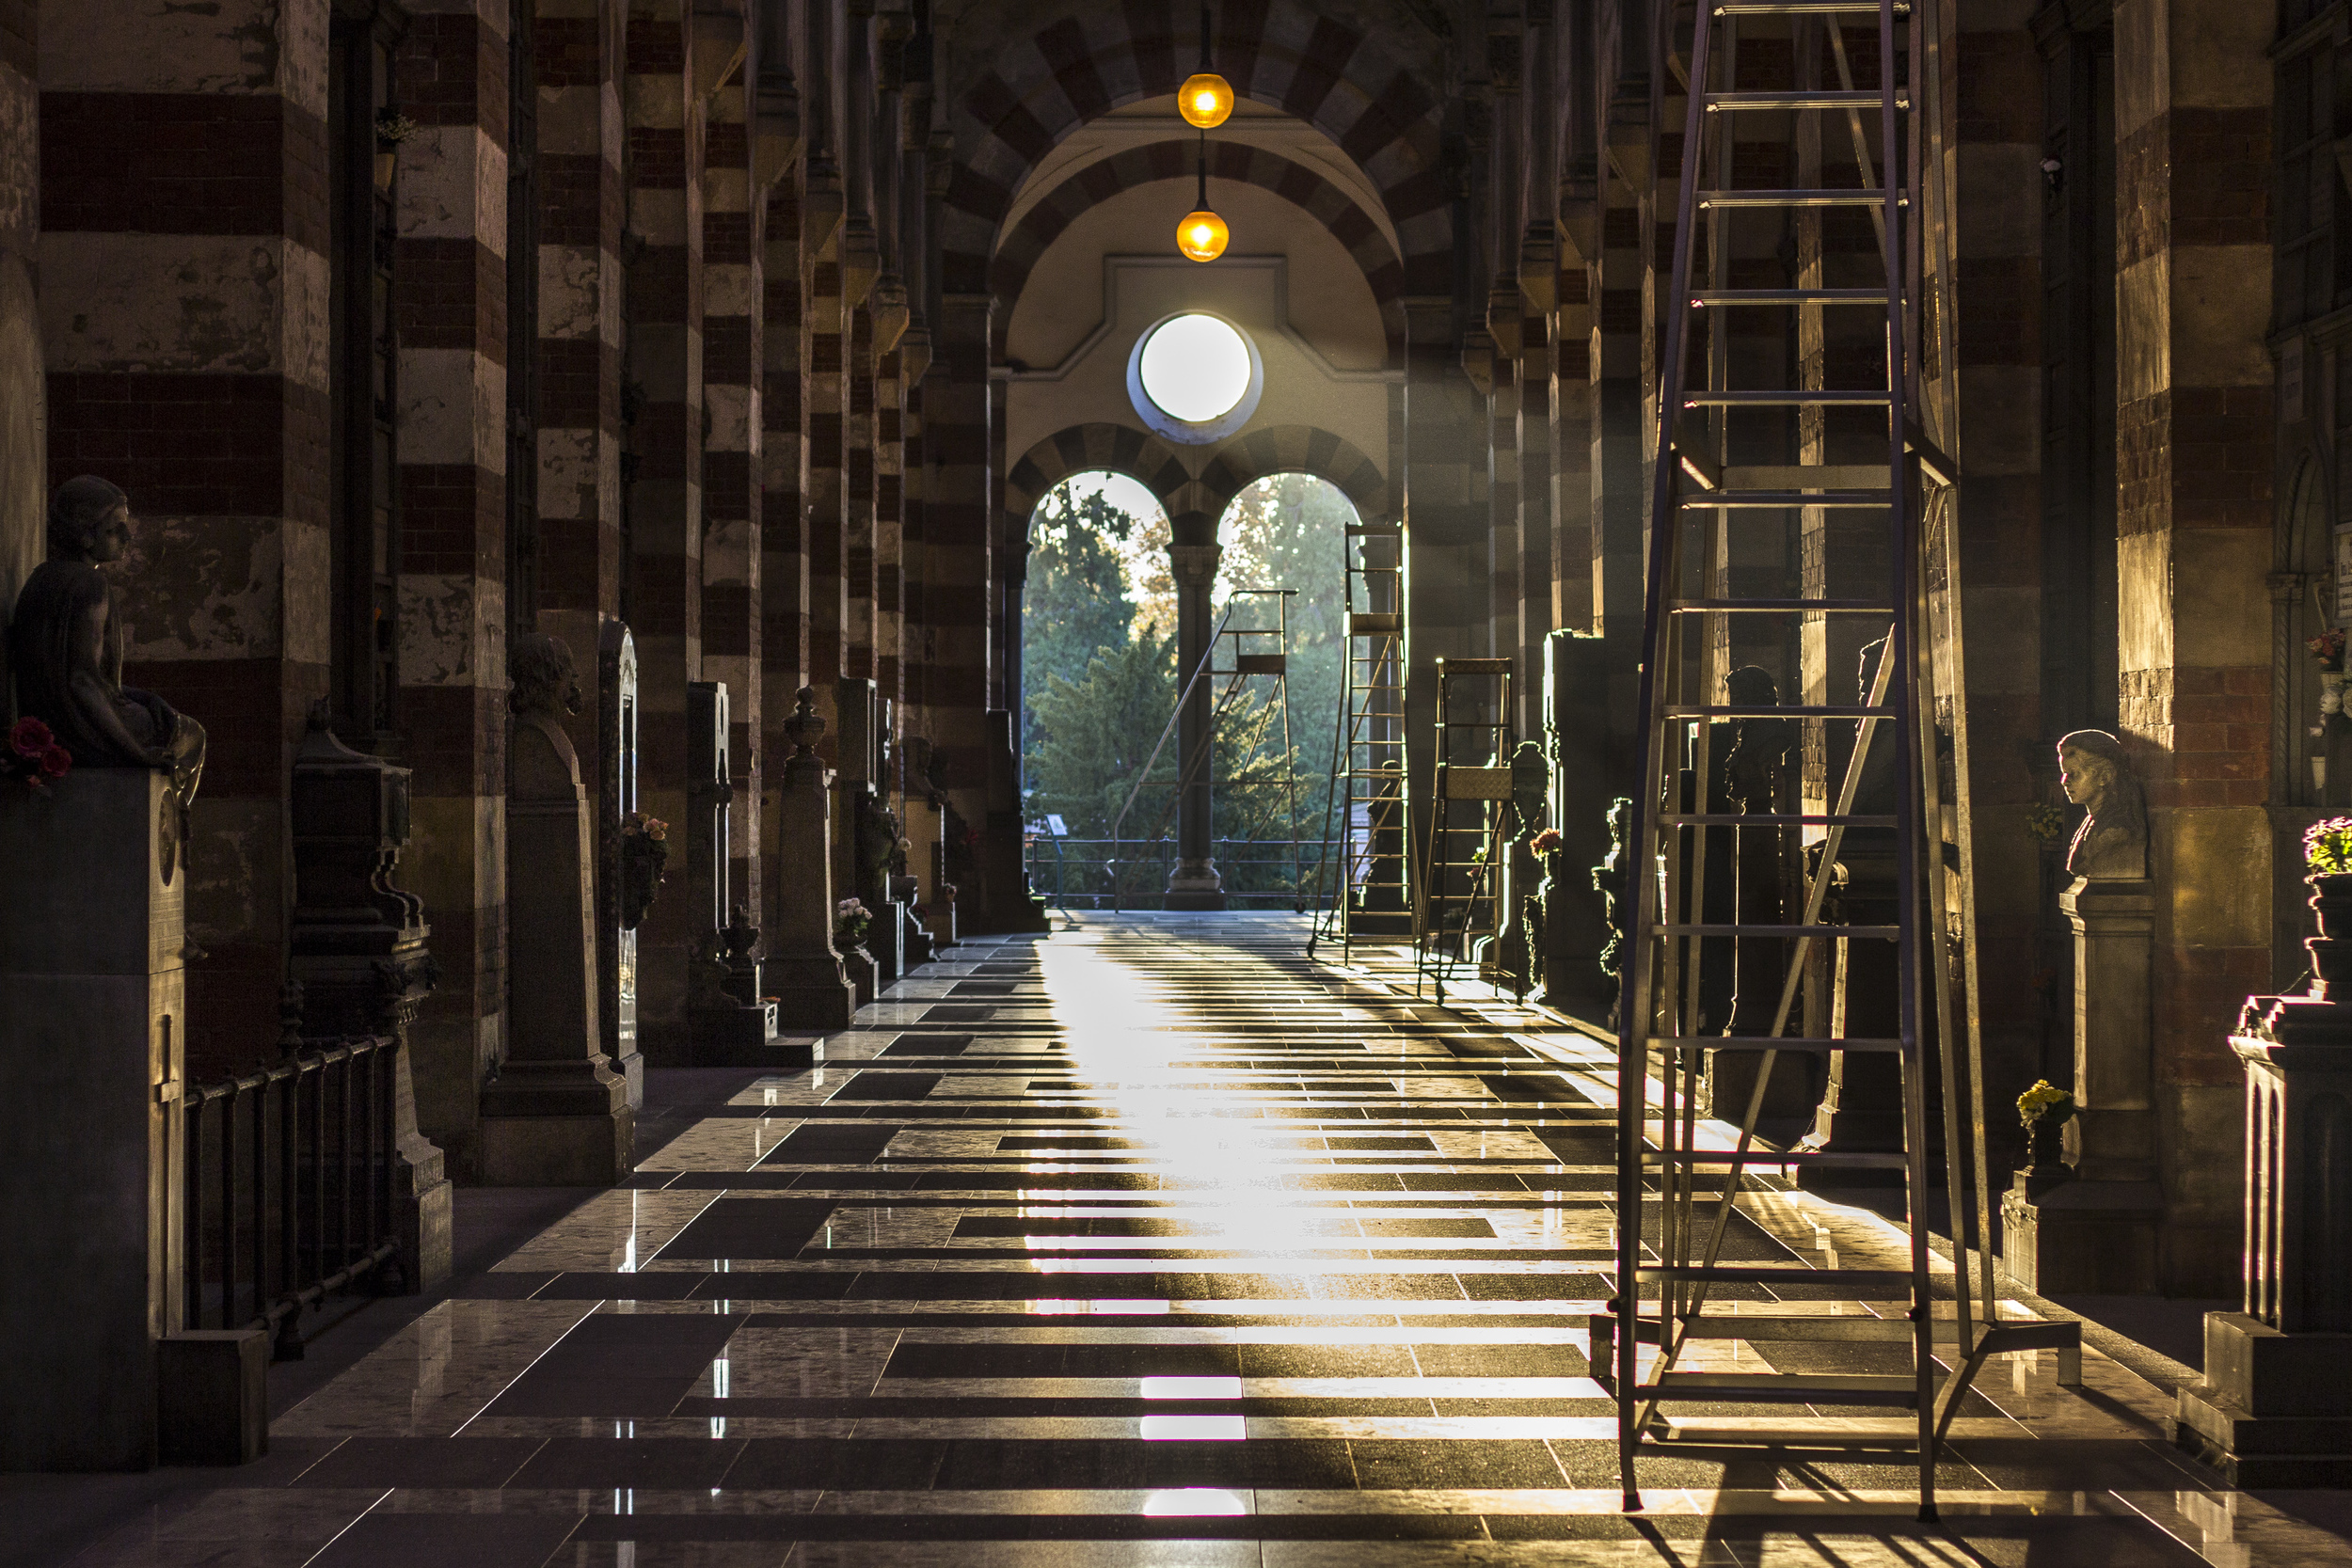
<box><xmin>1026</xmin><ymin>834</ymin><xmax>1343</xmax><ymax>911</ymax></box>
<box><xmin>183</xmin><ymin>1035</ymin><xmax>405</xmax><ymax>1360</ymax></box>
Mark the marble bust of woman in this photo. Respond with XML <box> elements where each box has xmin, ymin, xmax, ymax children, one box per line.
<box><xmin>2057</xmin><ymin>728</ymin><xmax>2147</xmax><ymax>880</ymax></box>
<box><xmin>6</xmin><ymin>476</ymin><xmax>205</xmax><ymax>812</ymax></box>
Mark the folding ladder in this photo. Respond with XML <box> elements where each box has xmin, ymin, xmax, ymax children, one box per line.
<box><xmin>1415</xmin><ymin>657</ymin><xmax>1513</xmax><ymax>1003</ymax></box>
<box><xmin>1597</xmin><ymin>0</ymin><xmax>2075</xmax><ymax>1522</ymax></box>
<box><xmin>1309</xmin><ymin>518</ymin><xmax>1409</xmax><ymax>958</ymax></box>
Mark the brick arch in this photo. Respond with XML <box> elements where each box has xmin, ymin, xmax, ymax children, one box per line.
<box><xmin>1003</xmin><ymin>423</ymin><xmax>1200</xmax><ymax>546</ymax></box>
<box><xmin>991</xmin><ymin>139</ymin><xmax>1406</xmax><ymax>362</ymax></box>
<box><xmin>936</xmin><ymin>0</ymin><xmax>1454</xmax><ymax>302</ymax></box>
<box><xmin>1200</xmin><ymin>426</ymin><xmax>1391</xmax><ymax>527</ymax></box>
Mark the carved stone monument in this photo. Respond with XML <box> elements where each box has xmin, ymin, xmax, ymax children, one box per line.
<box><xmin>0</xmin><ymin>478</ymin><xmax>205</xmax><ymax>1467</ymax></box>
<box><xmin>285</xmin><ymin>708</ymin><xmax>452</xmax><ymax>1291</ymax></box>
<box><xmin>686</xmin><ymin>679</ymin><xmax>797</xmax><ymax>1065</ymax></box>
<box><xmin>2001</xmin><ymin>729</ymin><xmax>2161</xmax><ymax>1293</ymax></box>
<box><xmin>1536</xmin><ymin>630</ymin><xmax>1613</xmax><ymax>1008</ymax></box>
<box><xmin>1712</xmin><ymin>666</ymin><xmax>1816</xmax><ymax>1133</ymax></box>
<box><xmin>7</xmin><ymin>477</ymin><xmax>206</xmax><ymax>817</ymax></box>
<box><xmin>2177</xmin><ymin>934</ymin><xmax>2352</xmax><ymax>1483</ymax></box>
<box><xmin>596</xmin><ymin>617</ymin><xmax>649</xmax><ymax>1107</ymax></box>
<box><xmin>768</xmin><ymin>687</ymin><xmax>857</xmax><ymax>1031</ymax></box>
<box><xmin>480</xmin><ymin>634</ymin><xmax>632</xmax><ymax>1184</ymax></box>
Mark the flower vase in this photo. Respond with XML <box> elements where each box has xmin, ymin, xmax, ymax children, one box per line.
<box><xmin>2307</xmin><ymin>873</ymin><xmax>2352</xmax><ymax>998</ymax></box>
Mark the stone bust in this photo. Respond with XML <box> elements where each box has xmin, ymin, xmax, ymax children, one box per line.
<box><xmin>509</xmin><ymin>632</ymin><xmax>585</xmax><ymax>801</ymax></box>
<box><xmin>5</xmin><ymin>475</ymin><xmax>206</xmax><ymax>812</ymax></box>
<box><xmin>2058</xmin><ymin>728</ymin><xmax>2147</xmax><ymax>879</ymax></box>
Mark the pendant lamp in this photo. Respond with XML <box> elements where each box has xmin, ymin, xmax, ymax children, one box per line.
<box><xmin>1175</xmin><ymin>7</ymin><xmax>1230</xmax><ymax>261</ymax></box>
<box><xmin>1179</xmin><ymin>5</ymin><xmax>1234</xmax><ymax>128</ymax></box>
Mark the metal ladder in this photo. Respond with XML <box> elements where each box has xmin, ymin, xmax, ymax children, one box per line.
<box><xmin>1415</xmin><ymin>657</ymin><xmax>1513</xmax><ymax>1004</ymax></box>
<box><xmin>1599</xmin><ymin>0</ymin><xmax>2076</xmax><ymax>1522</ymax></box>
<box><xmin>1309</xmin><ymin>518</ymin><xmax>1409</xmax><ymax>958</ymax></box>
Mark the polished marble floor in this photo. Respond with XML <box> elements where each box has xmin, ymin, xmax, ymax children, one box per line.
<box><xmin>29</xmin><ymin>914</ymin><xmax>2352</xmax><ymax>1565</ymax></box>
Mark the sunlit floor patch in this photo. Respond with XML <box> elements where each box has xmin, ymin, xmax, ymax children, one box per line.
<box><xmin>1139</xmin><ymin>1414</ymin><xmax>1248</xmax><ymax>1440</ymax></box>
<box><xmin>1142</xmin><ymin>1488</ymin><xmax>1250</xmax><ymax>1515</ymax></box>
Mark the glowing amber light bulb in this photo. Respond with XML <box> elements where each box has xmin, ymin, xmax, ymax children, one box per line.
<box><xmin>1177</xmin><ymin>208</ymin><xmax>1230</xmax><ymax>262</ymax></box>
<box><xmin>1179</xmin><ymin>71</ymin><xmax>1234</xmax><ymax>129</ymax></box>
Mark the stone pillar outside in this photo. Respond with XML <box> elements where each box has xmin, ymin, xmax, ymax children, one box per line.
<box><xmin>1167</xmin><ymin>542</ymin><xmax>1227</xmax><ymax>911</ymax></box>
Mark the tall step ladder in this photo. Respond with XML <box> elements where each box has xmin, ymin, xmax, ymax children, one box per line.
<box><xmin>1309</xmin><ymin>518</ymin><xmax>1409</xmax><ymax>958</ymax></box>
<box><xmin>1109</xmin><ymin>588</ymin><xmax>1307</xmax><ymax>910</ymax></box>
<box><xmin>1415</xmin><ymin>657</ymin><xmax>1513</xmax><ymax>1004</ymax></box>
<box><xmin>1597</xmin><ymin>0</ymin><xmax>2078</xmax><ymax>1523</ymax></box>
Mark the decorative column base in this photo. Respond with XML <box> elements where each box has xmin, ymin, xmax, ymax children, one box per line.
<box><xmin>2177</xmin><ymin>1313</ymin><xmax>2352</xmax><ymax>1486</ymax></box>
<box><xmin>767</xmin><ymin>689</ymin><xmax>859</xmax><ymax>1037</ymax></box>
<box><xmin>1999</xmin><ymin>1175</ymin><xmax>2164</xmax><ymax>1295</ymax></box>
<box><xmin>478</xmin><ymin>1062</ymin><xmax>633</xmax><ymax>1186</ymax></box>
<box><xmin>1164</xmin><ymin>859</ymin><xmax>1228</xmax><ymax>912</ymax></box>
<box><xmin>2175</xmin><ymin>984</ymin><xmax>2352</xmax><ymax>1484</ymax></box>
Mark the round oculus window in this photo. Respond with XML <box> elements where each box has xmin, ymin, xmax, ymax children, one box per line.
<box><xmin>1136</xmin><ymin>313</ymin><xmax>1252</xmax><ymax>423</ymax></box>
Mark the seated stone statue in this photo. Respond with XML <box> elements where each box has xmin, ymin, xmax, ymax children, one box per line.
<box><xmin>2057</xmin><ymin>728</ymin><xmax>2147</xmax><ymax>879</ymax></box>
<box><xmin>6</xmin><ymin>475</ymin><xmax>205</xmax><ymax>813</ymax></box>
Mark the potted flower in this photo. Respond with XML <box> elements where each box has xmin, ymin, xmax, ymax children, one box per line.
<box><xmin>2305</xmin><ymin>817</ymin><xmax>2352</xmax><ymax>933</ymax></box>
<box><xmin>2017</xmin><ymin>1079</ymin><xmax>2075</xmax><ymax>1176</ymax></box>
<box><xmin>3</xmin><ymin>717</ymin><xmax>72</xmax><ymax>795</ymax></box>
<box><xmin>373</xmin><ymin>109</ymin><xmax>418</xmax><ymax>191</ymax></box>
<box><xmin>834</xmin><ymin>896</ymin><xmax>872</xmax><ymax>953</ymax></box>
<box><xmin>2312</xmin><ymin>627</ymin><xmax>2346</xmax><ymax>673</ymax></box>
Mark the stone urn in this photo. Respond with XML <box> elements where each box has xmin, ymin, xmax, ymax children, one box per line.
<box><xmin>2307</xmin><ymin>872</ymin><xmax>2352</xmax><ymax>995</ymax></box>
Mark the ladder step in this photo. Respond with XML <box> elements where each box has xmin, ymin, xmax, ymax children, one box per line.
<box><xmin>1437</xmin><ymin>657</ymin><xmax>1514</xmax><ymax>673</ymax></box>
<box><xmin>1640</xmin><ymin>1266</ymin><xmax>1918</xmax><ymax>1289</ymax></box>
<box><xmin>1652</xmin><ymin>1417</ymin><xmax>1923</xmax><ymax>1447</ymax></box>
<box><xmin>1679</xmin><ymin>490</ymin><xmax>1891</xmax><ymax>509</ymax></box>
<box><xmin>1717</xmin><ymin>1</ymin><xmax>1910</xmax><ymax>12</ymax></box>
<box><xmin>1657</xmin><ymin>813</ymin><xmax>1895</xmax><ymax>825</ymax></box>
<box><xmin>1654</xmin><ymin>924</ymin><xmax>1899</xmax><ymax>939</ymax></box>
<box><xmin>1700</xmin><ymin>188</ymin><xmax>1898</xmax><ymax>209</ymax></box>
<box><xmin>1645</xmin><ymin>1037</ymin><xmax>1906</xmax><ymax>1055</ymax></box>
<box><xmin>1346</xmin><ymin>521</ymin><xmax>1403</xmax><ymax>535</ymax></box>
<box><xmin>1707</xmin><ymin>90</ymin><xmax>1910</xmax><ymax>111</ymax></box>
<box><xmin>1692</xmin><ymin>289</ymin><xmax>1889</xmax><ymax>306</ymax></box>
<box><xmin>1645</xmin><ymin>1151</ymin><xmax>1912</xmax><ymax>1168</ymax></box>
<box><xmin>1638</xmin><ymin>1372</ymin><xmax>1920</xmax><ymax>1406</ymax></box>
<box><xmin>1347</xmin><ymin>612</ymin><xmax>1403</xmax><ymax>634</ymax></box>
<box><xmin>1667</xmin><ymin>599</ymin><xmax>1894</xmax><ymax>615</ymax></box>
<box><xmin>1724</xmin><ymin>464</ymin><xmax>1893</xmax><ymax>488</ymax></box>
<box><xmin>1665</xmin><ymin>705</ymin><xmax>1893</xmax><ymax>718</ymax></box>
<box><xmin>1683</xmin><ymin>389</ymin><xmax>1894</xmax><ymax>406</ymax></box>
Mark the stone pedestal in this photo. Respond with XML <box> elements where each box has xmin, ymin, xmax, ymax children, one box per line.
<box><xmin>2176</xmin><ymin>986</ymin><xmax>2352</xmax><ymax>1484</ymax></box>
<box><xmin>767</xmin><ymin>688</ymin><xmax>856</xmax><ymax>1035</ymax></box>
<box><xmin>2003</xmin><ymin>876</ymin><xmax>2160</xmax><ymax>1292</ymax></box>
<box><xmin>1798</xmin><ymin>843</ymin><xmax>1912</xmax><ymax>1190</ymax></box>
<box><xmin>0</xmin><ymin>769</ymin><xmax>183</xmax><ymax>1469</ymax></box>
<box><xmin>482</xmin><ymin>650</ymin><xmax>632</xmax><ymax>1185</ymax></box>
<box><xmin>1536</xmin><ymin>631</ymin><xmax>1613</xmax><ymax>1007</ymax></box>
<box><xmin>982</xmin><ymin>707</ymin><xmax>1052</xmax><ymax>928</ymax></box>
<box><xmin>285</xmin><ymin>717</ymin><xmax>452</xmax><ymax>1285</ymax></box>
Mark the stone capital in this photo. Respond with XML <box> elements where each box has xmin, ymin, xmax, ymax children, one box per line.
<box><xmin>1168</xmin><ymin>544</ymin><xmax>1221</xmax><ymax>588</ymax></box>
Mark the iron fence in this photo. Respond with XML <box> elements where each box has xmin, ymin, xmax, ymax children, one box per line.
<box><xmin>1025</xmin><ymin>834</ymin><xmax>1343</xmax><ymax>911</ymax></box>
<box><xmin>182</xmin><ymin>1035</ymin><xmax>404</xmax><ymax>1359</ymax></box>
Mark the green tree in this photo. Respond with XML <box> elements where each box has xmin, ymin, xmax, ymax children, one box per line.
<box><xmin>1021</xmin><ymin>482</ymin><xmax>1139</xmax><ymax>754</ymax></box>
<box><xmin>1026</xmin><ymin>627</ymin><xmax>1179</xmax><ymax>846</ymax></box>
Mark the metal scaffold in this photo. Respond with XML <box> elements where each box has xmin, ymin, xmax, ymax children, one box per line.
<box><xmin>1414</xmin><ymin>657</ymin><xmax>1514</xmax><ymax>1004</ymax></box>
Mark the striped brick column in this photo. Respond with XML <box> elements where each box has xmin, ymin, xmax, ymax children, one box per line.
<box><xmin>759</xmin><ymin>165</ymin><xmax>808</xmax><ymax>942</ymax></box>
<box><xmin>1551</xmin><ymin>229</ymin><xmax>1594</xmax><ymax>634</ymax></box>
<box><xmin>533</xmin><ymin>0</ymin><xmax>628</xmax><ymax>638</ymax></box>
<box><xmin>701</xmin><ymin>26</ymin><xmax>762</xmax><ymax>938</ymax></box>
<box><xmin>622</xmin><ymin>1</ymin><xmax>705</xmax><ymax>1064</ymax></box>
<box><xmin>1484</xmin><ymin>309</ymin><xmax>1521</xmax><ymax>673</ymax></box>
<box><xmin>846</xmin><ymin>287</ymin><xmax>878</xmax><ymax>683</ymax></box>
<box><xmin>40</xmin><ymin>2</ymin><xmax>333</xmax><ymax>1076</ymax></box>
<box><xmin>389</xmin><ymin>0</ymin><xmax>515</xmax><ymax>1167</ymax></box>
<box><xmin>806</xmin><ymin>164</ymin><xmax>848</xmax><ymax>749</ymax></box>
<box><xmin>928</xmin><ymin>290</ymin><xmax>995</xmax><ymax>918</ymax></box>
<box><xmin>875</xmin><ymin>336</ymin><xmax>906</xmax><ymax>713</ymax></box>
<box><xmin>2110</xmin><ymin>0</ymin><xmax>2274</xmax><ymax>1291</ymax></box>
<box><xmin>1518</xmin><ymin>246</ymin><xmax>1556</xmax><ymax>737</ymax></box>
<box><xmin>1590</xmin><ymin>171</ymin><xmax>1646</xmax><ymax>786</ymax></box>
